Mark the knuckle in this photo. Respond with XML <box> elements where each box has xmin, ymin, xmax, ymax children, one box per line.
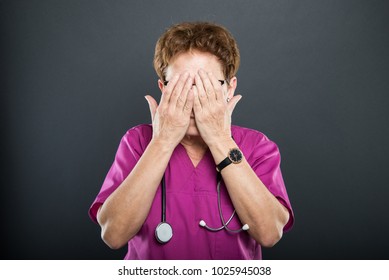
<box><xmin>171</xmin><ymin>90</ymin><xmax>179</xmax><ymax>97</ymax></box>
<box><xmin>162</xmin><ymin>88</ymin><xmax>172</xmax><ymax>96</ymax></box>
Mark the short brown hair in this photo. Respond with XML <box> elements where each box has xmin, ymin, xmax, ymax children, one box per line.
<box><xmin>153</xmin><ymin>21</ymin><xmax>240</xmax><ymax>81</ymax></box>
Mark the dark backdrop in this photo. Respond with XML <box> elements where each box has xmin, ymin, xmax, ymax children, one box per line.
<box><xmin>1</xmin><ymin>0</ymin><xmax>388</xmax><ymax>259</ymax></box>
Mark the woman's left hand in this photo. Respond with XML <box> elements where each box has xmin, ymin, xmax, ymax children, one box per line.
<box><xmin>193</xmin><ymin>69</ymin><xmax>242</xmax><ymax>146</ymax></box>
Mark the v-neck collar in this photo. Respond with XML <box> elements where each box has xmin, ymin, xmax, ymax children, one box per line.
<box><xmin>176</xmin><ymin>143</ymin><xmax>213</xmax><ymax>172</ymax></box>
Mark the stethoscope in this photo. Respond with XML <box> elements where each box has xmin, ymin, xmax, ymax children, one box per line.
<box><xmin>155</xmin><ymin>173</ymin><xmax>249</xmax><ymax>244</ymax></box>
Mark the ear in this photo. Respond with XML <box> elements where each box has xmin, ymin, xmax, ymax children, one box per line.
<box><xmin>158</xmin><ymin>79</ymin><xmax>164</xmax><ymax>92</ymax></box>
<box><xmin>226</xmin><ymin>76</ymin><xmax>237</xmax><ymax>101</ymax></box>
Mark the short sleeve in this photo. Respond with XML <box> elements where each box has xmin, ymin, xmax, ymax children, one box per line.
<box><xmin>233</xmin><ymin>126</ymin><xmax>295</xmax><ymax>232</ymax></box>
<box><xmin>88</xmin><ymin>124</ymin><xmax>152</xmax><ymax>223</ymax></box>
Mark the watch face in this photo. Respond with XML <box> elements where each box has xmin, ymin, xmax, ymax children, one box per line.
<box><xmin>229</xmin><ymin>148</ymin><xmax>243</xmax><ymax>163</ymax></box>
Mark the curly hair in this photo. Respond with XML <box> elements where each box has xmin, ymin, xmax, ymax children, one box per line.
<box><xmin>153</xmin><ymin>21</ymin><xmax>240</xmax><ymax>82</ymax></box>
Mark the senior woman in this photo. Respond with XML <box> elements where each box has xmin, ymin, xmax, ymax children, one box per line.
<box><xmin>89</xmin><ymin>21</ymin><xmax>294</xmax><ymax>259</ymax></box>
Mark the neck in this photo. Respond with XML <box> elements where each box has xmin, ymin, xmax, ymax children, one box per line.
<box><xmin>180</xmin><ymin>135</ymin><xmax>206</xmax><ymax>148</ymax></box>
<box><xmin>180</xmin><ymin>135</ymin><xmax>208</xmax><ymax>167</ymax></box>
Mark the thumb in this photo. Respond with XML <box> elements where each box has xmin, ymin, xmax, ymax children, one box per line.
<box><xmin>144</xmin><ymin>95</ymin><xmax>158</xmax><ymax>122</ymax></box>
<box><xmin>227</xmin><ymin>94</ymin><xmax>242</xmax><ymax>114</ymax></box>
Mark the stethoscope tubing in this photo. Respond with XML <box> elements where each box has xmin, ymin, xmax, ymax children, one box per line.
<box><xmin>156</xmin><ymin>172</ymin><xmax>247</xmax><ymax>243</ymax></box>
<box><xmin>216</xmin><ymin>178</ymin><xmax>245</xmax><ymax>233</ymax></box>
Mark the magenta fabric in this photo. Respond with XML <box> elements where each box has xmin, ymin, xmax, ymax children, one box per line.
<box><xmin>89</xmin><ymin>124</ymin><xmax>294</xmax><ymax>259</ymax></box>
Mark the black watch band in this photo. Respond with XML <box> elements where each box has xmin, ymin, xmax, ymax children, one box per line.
<box><xmin>216</xmin><ymin>157</ymin><xmax>232</xmax><ymax>172</ymax></box>
<box><xmin>216</xmin><ymin>148</ymin><xmax>243</xmax><ymax>172</ymax></box>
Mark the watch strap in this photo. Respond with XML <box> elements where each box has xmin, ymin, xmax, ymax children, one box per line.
<box><xmin>216</xmin><ymin>157</ymin><xmax>232</xmax><ymax>172</ymax></box>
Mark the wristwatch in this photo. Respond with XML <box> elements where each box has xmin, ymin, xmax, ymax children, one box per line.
<box><xmin>216</xmin><ymin>148</ymin><xmax>243</xmax><ymax>172</ymax></box>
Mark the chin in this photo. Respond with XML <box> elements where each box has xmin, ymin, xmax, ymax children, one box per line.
<box><xmin>185</xmin><ymin>125</ymin><xmax>201</xmax><ymax>137</ymax></box>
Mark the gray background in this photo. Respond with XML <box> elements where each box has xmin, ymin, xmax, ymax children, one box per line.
<box><xmin>2</xmin><ymin>0</ymin><xmax>388</xmax><ymax>259</ymax></box>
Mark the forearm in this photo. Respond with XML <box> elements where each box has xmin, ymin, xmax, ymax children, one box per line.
<box><xmin>97</xmin><ymin>138</ymin><xmax>174</xmax><ymax>249</ymax></box>
<box><xmin>97</xmin><ymin>73</ymin><xmax>193</xmax><ymax>249</ymax></box>
<box><xmin>208</xmin><ymin>137</ymin><xmax>290</xmax><ymax>247</ymax></box>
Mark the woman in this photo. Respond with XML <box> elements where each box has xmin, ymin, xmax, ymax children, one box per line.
<box><xmin>89</xmin><ymin>21</ymin><xmax>294</xmax><ymax>259</ymax></box>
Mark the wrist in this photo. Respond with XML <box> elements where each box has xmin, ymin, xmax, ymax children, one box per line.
<box><xmin>204</xmin><ymin>133</ymin><xmax>232</xmax><ymax>149</ymax></box>
<box><xmin>207</xmin><ymin>136</ymin><xmax>238</xmax><ymax>165</ymax></box>
<box><xmin>149</xmin><ymin>137</ymin><xmax>177</xmax><ymax>154</ymax></box>
<box><xmin>216</xmin><ymin>147</ymin><xmax>243</xmax><ymax>173</ymax></box>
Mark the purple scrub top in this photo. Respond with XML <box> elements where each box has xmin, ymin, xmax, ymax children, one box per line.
<box><xmin>89</xmin><ymin>124</ymin><xmax>294</xmax><ymax>259</ymax></box>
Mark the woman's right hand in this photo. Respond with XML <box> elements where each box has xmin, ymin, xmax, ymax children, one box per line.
<box><xmin>98</xmin><ymin>73</ymin><xmax>195</xmax><ymax>248</ymax></box>
<box><xmin>145</xmin><ymin>72</ymin><xmax>194</xmax><ymax>148</ymax></box>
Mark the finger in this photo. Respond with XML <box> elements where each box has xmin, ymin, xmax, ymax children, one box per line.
<box><xmin>198</xmin><ymin>69</ymin><xmax>215</xmax><ymax>99</ymax></box>
<box><xmin>194</xmin><ymin>73</ymin><xmax>207</xmax><ymax>106</ymax></box>
<box><xmin>227</xmin><ymin>94</ymin><xmax>242</xmax><ymax>114</ymax></box>
<box><xmin>192</xmin><ymin>85</ymin><xmax>202</xmax><ymax>114</ymax></box>
<box><xmin>160</xmin><ymin>74</ymin><xmax>180</xmax><ymax>105</ymax></box>
<box><xmin>144</xmin><ymin>95</ymin><xmax>158</xmax><ymax>121</ymax></box>
<box><xmin>183</xmin><ymin>89</ymin><xmax>194</xmax><ymax>115</ymax></box>
<box><xmin>207</xmin><ymin>72</ymin><xmax>224</xmax><ymax>101</ymax></box>
<box><xmin>170</xmin><ymin>72</ymin><xmax>190</xmax><ymax>106</ymax></box>
<box><xmin>176</xmin><ymin>73</ymin><xmax>193</xmax><ymax>109</ymax></box>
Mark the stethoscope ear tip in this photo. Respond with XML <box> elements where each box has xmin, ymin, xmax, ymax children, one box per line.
<box><xmin>199</xmin><ymin>220</ymin><xmax>206</xmax><ymax>227</ymax></box>
<box><xmin>242</xmin><ymin>224</ymin><xmax>249</xmax><ymax>231</ymax></box>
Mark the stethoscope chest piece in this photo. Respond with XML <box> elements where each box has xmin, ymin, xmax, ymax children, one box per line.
<box><xmin>155</xmin><ymin>222</ymin><xmax>173</xmax><ymax>244</ymax></box>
